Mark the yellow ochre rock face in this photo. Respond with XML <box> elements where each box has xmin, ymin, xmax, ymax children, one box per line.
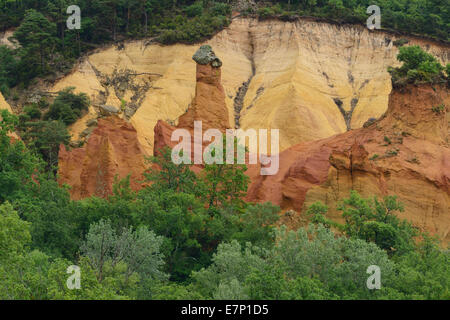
<box><xmin>50</xmin><ymin>18</ymin><xmax>449</xmax><ymax>154</ymax></box>
<box><xmin>0</xmin><ymin>91</ymin><xmax>13</xmax><ymax>113</ymax></box>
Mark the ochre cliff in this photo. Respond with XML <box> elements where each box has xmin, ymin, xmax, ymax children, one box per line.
<box><xmin>0</xmin><ymin>92</ymin><xmax>19</xmax><ymax>140</ymax></box>
<box><xmin>54</xmin><ymin>18</ymin><xmax>450</xmax><ymax>241</ymax></box>
<box><xmin>246</xmin><ymin>84</ymin><xmax>450</xmax><ymax>242</ymax></box>
<box><xmin>50</xmin><ymin>18</ymin><xmax>449</xmax><ymax>155</ymax></box>
<box><xmin>0</xmin><ymin>91</ymin><xmax>13</xmax><ymax>113</ymax></box>
<box><xmin>58</xmin><ymin>116</ymin><xmax>146</xmax><ymax>200</ymax></box>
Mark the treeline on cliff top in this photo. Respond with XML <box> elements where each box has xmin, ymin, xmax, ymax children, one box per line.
<box><xmin>0</xmin><ymin>48</ymin><xmax>449</xmax><ymax>300</ymax></box>
<box><xmin>0</xmin><ymin>0</ymin><xmax>449</xmax><ymax>93</ymax></box>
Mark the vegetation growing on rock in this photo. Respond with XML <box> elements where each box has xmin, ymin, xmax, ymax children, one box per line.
<box><xmin>388</xmin><ymin>45</ymin><xmax>448</xmax><ymax>87</ymax></box>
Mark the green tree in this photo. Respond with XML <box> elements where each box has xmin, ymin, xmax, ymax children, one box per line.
<box><xmin>12</xmin><ymin>9</ymin><xmax>58</xmax><ymax>82</ymax></box>
<box><xmin>0</xmin><ymin>110</ymin><xmax>43</xmax><ymax>203</ymax></box>
<box><xmin>44</xmin><ymin>87</ymin><xmax>90</xmax><ymax>125</ymax></box>
<box><xmin>338</xmin><ymin>191</ymin><xmax>417</xmax><ymax>255</ymax></box>
<box><xmin>144</xmin><ymin>147</ymin><xmax>200</xmax><ymax>195</ymax></box>
<box><xmin>20</xmin><ymin>120</ymin><xmax>70</xmax><ymax>175</ymax></box>
<box><xmin>81</xmin><ymin>219</ymin><xmax>166</xmax><ymax>286</ymax></box>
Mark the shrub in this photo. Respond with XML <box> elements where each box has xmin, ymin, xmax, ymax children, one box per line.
<box><xmin>210</xmin><ymin>3</ymin><xmax>231</xmax><ymax>16</ymax></box>
<box><xmin>23</xmin><ymin>104</ymin><xmax>42</xmax><ymax>120</ymax></box>
<box><xmin>389</xmin><ymin>46</ymin><xmax>446</xmax><ymax>86</ymax></box>
<box><xmin>44</xmin><ymin>87</ymin><xmax>89</xmax><ymax>125</ymax></box>
<box><xmin>185</xmin><ymin>2</ymin><xmax>203</xmax><ymax>18</ymax></box>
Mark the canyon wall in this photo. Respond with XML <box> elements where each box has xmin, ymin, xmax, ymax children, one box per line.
<box><xmin>51</xmin><ymin>18</ymin><xmax>449</xmax><ymax>155</ymax></box>
<box><xmin>246</xmin><ymin>84</ymin><xmax>450</xmax><ymax>242</ymax></box>
<box><xmin>55</xmin><ymin>18</ymin><xmax>450</xmax><ymax>242</ymax></box>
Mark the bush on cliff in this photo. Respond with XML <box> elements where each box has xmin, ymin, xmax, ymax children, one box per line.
<box><xmin>388</xmin><ymin>45</ymin><xmax>447</xmax><ymax>87</ymax></box>
<box><xmin>44</xmin><ymin>87</ymin><xmax>89</xmax><ymax>125</ymax></box>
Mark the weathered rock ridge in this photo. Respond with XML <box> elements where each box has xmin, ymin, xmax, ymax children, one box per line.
<box><xmin>58</xmin><ymin>116</ymin><xmax>146</xmax><ymax>200</ymax></box>
<box><xmin>246</xmin><ymin>84</ymin><xmax>450</xmax><ymax>242</ymax></box>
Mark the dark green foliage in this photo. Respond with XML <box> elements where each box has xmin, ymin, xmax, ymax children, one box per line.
<box><xmin>0</xmin><ymin>45</ymin><xmax>18</xmax><ymax>91</ymax></box>
<box><xmin>20</xmin><ymin>120</ymin><xmax>70</xmax><ymax>174</ymax></box>
<box><xmin>11</xmin><ymin>9</ymin><xmax>58</xmax><ymax>83</ymax></box>
<box><xmin>23</xmin><ymin>105</ymin><xmax>42</xmax><ymax>120</ymax></box>
<box><xmin>44</xmin><ymin>87</ymin><xmax>89</xmax><ymax>125</ymax></box>
<box><xmin>0</xmin><ymin>110</ymin><xmax>43</xmax><ymax>203</ymax></box>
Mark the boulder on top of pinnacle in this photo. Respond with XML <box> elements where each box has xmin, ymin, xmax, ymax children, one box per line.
<box><xmin>192</xmin><ymin>45</ymin><xmax>222</xmax><ymax>68</ymax></box>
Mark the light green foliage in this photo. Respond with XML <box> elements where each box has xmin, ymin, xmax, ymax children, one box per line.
<box><xmin>81</xmin><ymin>219</ymin><xmax>166</xmax><ymax>284</ymax></box>
<box><xmin>192</xmin><ymin>240</ymin><xmax>267</xmax><ymax>298</ymax></box>
<box><xmin>47</xmin><ymin>257</ymin><xmax>128</xmax><ymax>300</ymax></box>
<box><xmin>152</xmin><ymin>282</ymin><xmax>204</xmax><ymax>300</ymax></box>
<box><xmin>0</xmin><ymin>202</ymin><xmax>31</xmax><ymax>260</ymax></box>
<box><xmin>389</xmin><ymin>46</ymin><xmax>447</xmax><ymax>85</ymax></box>
<box><xmin>272</xmin><ymin>225</ymin><xmax>395</xmax><ymax>299</ymax></box>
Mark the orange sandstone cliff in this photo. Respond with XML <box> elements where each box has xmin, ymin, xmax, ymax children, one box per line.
<box><xmin>58</xmin><ymin>116</ymin><xmax>146</xmax><ymax>200</ymax></box>
<box><xmin>56</xmin><ymin>38</ymin><xmax>450</xmax><ymax>242</ymax></box>
<box><xmin>246</xmin><ymin>84</ymin><xmax>450</xmax><ymax>242</ymax></box>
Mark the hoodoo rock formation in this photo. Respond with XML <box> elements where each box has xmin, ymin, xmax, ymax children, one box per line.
<box><xmin>177</xmin><ymin>45</ymin><xmax>230</xmax><ymax>131</ymax></box>
<box><xmin>154</xmin><ymin>45</ymin><xmax>230</xmax><ymax>162</ymax></box>
<box><xmin>246</xmin><ymin>84</ymin><xmax>450</xmax><ymax>242</ymax></box>
<box><xmin>58</xmin><ymin>116</ymin><xmax>146</xmax><ymax>200</ymax></box>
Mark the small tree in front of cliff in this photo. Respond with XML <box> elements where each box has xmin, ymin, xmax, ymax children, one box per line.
<box><xmin>144</xmin><ymin>147</ymin><xmax>200</xmax><ymax>196</ymax></box>
<box><xmin>388</xmin><ymin>45</ymin><xmax>447</xmax><ymax>87</ymax></box>
<box><xmin>337</xmin><ymin>191</ymin><xmax>417</xmax><ymax>256</ymax></box>
<box><xmin>200</xmin><ymin>136</ymin><xmax>250</xmax><ymax>216</ymax></box>
<box><xmin>0</xmin><ymin>110</ymin><xmax>44</xmax><ymax>203</ymax></box>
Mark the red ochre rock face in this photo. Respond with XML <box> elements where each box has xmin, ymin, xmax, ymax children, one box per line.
<box><xmin>58</xmin><ymin>116</ymin><xmax>147</xmax><ymax>200</ymax></box>
<box><xmin>246</xmin><ymin>84</ymin><xmax>450</xmax><ymax>242</ymax></box>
